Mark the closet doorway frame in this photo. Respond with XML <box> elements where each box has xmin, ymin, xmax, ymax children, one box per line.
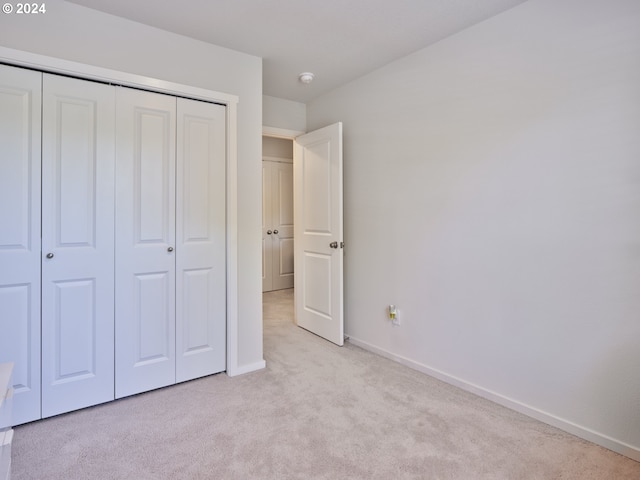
<box><xmin>0</xmin><ymin>46</ymin><xmax>245</xmax><ymax>376</ymax></box>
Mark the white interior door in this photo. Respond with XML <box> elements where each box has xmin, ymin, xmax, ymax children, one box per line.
<box><xmin>294</xmin><ymin>123</ymin><xmax>344</xmax><ymax>346</ymax></box>
<box><xmin>115</xmin><ymin>87</ymin><xmax>176</xmax><ymax>398</ymax></box>
<box><xmin>0</xmin><ymin>65</ymin><xmax>42</xmax><ymax>424</ymax></box>
<box><xmin>41</xmin><ymin>74</ymin><xmax>116</xmax><ymax>417</ymax></box>
<box><xmin>262</xmin><ymin>162</ymin><xmax>274</xmax><ymax>292</ymax></box>
<box><xmin>271</xmin><ymin>161</ymin><xmax>295</xmax><ymax>291</ymax></box>
<box><xmin>263</xmin><ymin>160</ymin><xmax>294</xmax><ymax>292</ymax></box>
<box><xmin>175</xmin><ymin>98</ymin><xmax>226</xmax><ymax>382</ymax></box>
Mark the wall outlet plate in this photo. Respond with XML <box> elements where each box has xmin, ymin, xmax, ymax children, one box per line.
<box><xmin>389</xmin><ymin>305</ymin><xmax>399</xmax><ymax>325</ymax></box>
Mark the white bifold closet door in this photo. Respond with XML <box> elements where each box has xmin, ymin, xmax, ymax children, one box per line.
<box><xmin>175</xmin><ymin>98</ymin><xmax>226</xmax><ymax>383</ymax></box>
<box><xmin>115</xmin><ymin>88</ymin><xmax>226</xmax><ymax>398</ymax></box>
<box><xmin>115</xmin><ymin>88</ymin><xmax>177</xmax><ymax>398</ymax></box>
<box><xmin>0</xmin><ymin>65</ymin><xmax>42</xmax><ymax>425</ymax></box>
<box><xmin>41</xmin><ymin>74</ymin><xmax>116</xmax><ymax>417</ymax></box>
<box><xmin>1</xmin><ymin>65</ymin><xmax>227</xmax><ymax>420</ymax></box>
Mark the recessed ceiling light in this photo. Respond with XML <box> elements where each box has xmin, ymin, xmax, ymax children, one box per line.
<box><xmin>298</xmin><ymin>72</ymin><xmax>315</xmax><ymax>85</ymax></box>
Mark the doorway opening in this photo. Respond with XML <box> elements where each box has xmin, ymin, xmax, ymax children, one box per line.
<box><xmin>262</xmin><ymin>135</ymin><xmax>295</xmax><ymax>293</ymax></box>
<box><xmin>262</xmin><ymin>123</ymin><xmax>344</xmax><ymax>346</ymax></box>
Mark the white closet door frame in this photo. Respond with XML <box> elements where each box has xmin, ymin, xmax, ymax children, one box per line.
<box><xmin>0</xmin><ymin>47</ymin><xmax>249</xmax><ymax>376</ymax></box>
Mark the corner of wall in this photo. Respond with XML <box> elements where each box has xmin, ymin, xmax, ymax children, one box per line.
<box><xmin>263</xmin><ymin>95</ymin><xmax>307</xmax><ymax>133</ymax></box>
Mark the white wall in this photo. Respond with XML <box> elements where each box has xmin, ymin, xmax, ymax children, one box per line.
<box><xmin>307</xmin><ymin>0</ymin><xmax>640</xmax><ymax>460</ymax></box>
<box><xmin>263</xmin><ymin>95</ymin><xmax>306</xmax><ymax>132</ymax></box>
<box><xmin>263</xmin><ymin>137</ymin><xmax>293</xmax><ymax>160</ymax></box>
<box><xmin>0</xmin><ymin>0</ymin><xmax>264</xmax><ymax>372</ymax></box>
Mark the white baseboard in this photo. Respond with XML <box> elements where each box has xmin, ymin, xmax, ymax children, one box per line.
<box><xmin>226</xmin><ymin>359</ymin><xmax>266</xmax><ymax>377</ymax></box>
<box><xmin>346</xmin><ymin>335</ymin><xmax>640</xmax><ymax>463</ymax></box>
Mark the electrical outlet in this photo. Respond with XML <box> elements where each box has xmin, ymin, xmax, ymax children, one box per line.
<box><xmin>389</xmin><ymin>305</ymin><xmax>400</xmax><ymax>326</ymax></box>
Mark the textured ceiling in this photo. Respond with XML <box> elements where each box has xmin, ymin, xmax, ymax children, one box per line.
<box><xmin>66</xmin><ymin>0</ymin><xmax>528</xmax><ymax>103</ymax></box>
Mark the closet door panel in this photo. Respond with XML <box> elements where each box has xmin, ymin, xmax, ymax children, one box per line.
<box><xmin>116</xmin><ymin>88</ymin><xmax>176</xmax><ymax>398</ymax></box>
<box><xmin>272</xmin><ymin>162</ymin><xmax>294</xmax><ymax>291</ymax></box>
<box><xmin>262</xmin><ymin>160</ymin><xmax>294</xmax><ymax>292</ymax></box>
<box><xmin>262</xmin><ymin>163</ymin><xmax>274</xmax><ymax>292</ymax></box>
<box><xmin>135</xmin><ymin>272</ymin><xmax>172</xmax><ymax>360</ymax></box>
<box><xmin>0</xmin><ymin>65</ymin><xmax>42</xmax><ymax>425</ymax></box>
<box><xmin>176</xmin><ymin>98</ymin><xmax>226</xmax><ymax>382</ymax></box>
<box><xmin>41</xmin><ymin>74</ymin><xmax>116</xmax><ymax>418</ymax></box>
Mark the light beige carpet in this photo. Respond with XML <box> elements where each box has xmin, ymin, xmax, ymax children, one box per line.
<box><xmin>11</xmin><ymin>288</ymin><xmax>640</xmax><ymax>479</ymax></box>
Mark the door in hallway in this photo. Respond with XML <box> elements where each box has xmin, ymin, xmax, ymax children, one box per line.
<box><xmin>262</xmin><ymin>159</ymin><xmax>294</xmax><ymax>292</ymax></box>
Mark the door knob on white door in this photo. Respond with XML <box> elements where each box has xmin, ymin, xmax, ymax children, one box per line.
<box><xmin>167</xmin><ymin>246</ymin><xmax>174</xmax><ymax>252</ymax></box>
<box><xmin>329</xmin><ymin>241</ymin><xmax>338</xmax><ymax>249</ymax></box>
<box><xmin>46</xmin><ymin>252</ymin><xmax>54</xmax><ymax>259</ymax></box>
<box><xmin>273</xmin><ymin>229</ymin><xmax>278</xmax><ymax>234</ymax></box>
<box><xmin>267</xmin><ymin>230</ymin><xmax>272</xmax><ymax>235</ymax></box>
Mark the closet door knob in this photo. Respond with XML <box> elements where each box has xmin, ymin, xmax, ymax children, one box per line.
<box><xmin>46</xmin><ymin>252</ymin><xmax>54</xmax><ymax>259</ymax></box>
<box><xmin>167</xmin><ymin>246</ymin><xmax>174</xmax><ymax>252</ymax></box>
<box><xmin>273</xmin><ymin>229</ymin><xmax>278</xmax><ymax>235</ymax></box>
<box><xmin>267</xmin><ymin>230</ymin><xmax>272</xmax><ymax>235</ymax></box>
